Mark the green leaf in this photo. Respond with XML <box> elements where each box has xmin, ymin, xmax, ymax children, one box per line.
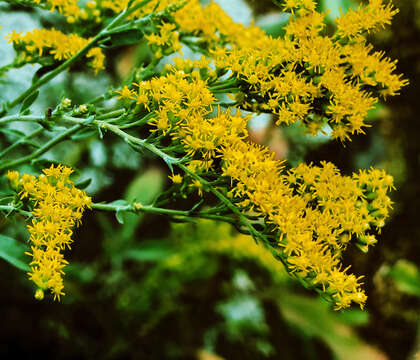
<box><xmin>115</xmin><ymin>209</ymin><xmax>125</xmax><ymax>224</ymax></box>
<box><xmin>108</xmin><ymin>199</ymin><xmax>130</xmax><ymax>207</ymax></box>
<box><xmin>120</xmin><ymin>168</ymin><xmax>165</xmax><ymax>239</ymax></box>
<box><xmin>99</xmin><ymin>29</ymin><xmax>143</xmax><ymax>49</ymax></box>
<box><xmin>31</xmin><ymin>63</ymin><xmax>58</xmax><ymax>85</ymax></box>
<box><xmin>66</xmin><ymin>262</ymin><xmax>97</xmax><ymax>284</ymax></box>
<box><xmin>0</xmin><ymin>128</ymin><xmax>26</xmax><ymax>138</ymax></box>
<box><xmin>125</xmin><ymin>168</ymin><xmax>164</xmax><ymax>205</ymax></box>
<box><xmin>104</xmin><ymin>199</ymin><xmax>130</xmax><ymax>224</ymax></box>
<box><xmin>257</xmin><ymin>12</ymin><xmax>289</xmax><ymax>37</ymax></box>
<box><xmin>387</xmin><ymin>260</ymin><xmax>420</xmax><ymax>297</ymax></box>
<box><xmin>278</xmin><ymin>293</ymin><xmax>367</xmax><ymax>359</ymax></box>
<box><xmin>31</xmin><ymin>158</ymin><xmax>63</xmax><ymax>171</ymax></box>
<box><xmin>0</xmin><ymin>234</ymin><xmax>30</xmax><ymax>272</ymax></box>
<box><xmin>20</xmin><ymin>91</ymin><xmax>39</xmax><ymax>114</ymax></box>
<box><xmin>71</xmin><ymin>128</ymin><xmax>97</xmax><ymax>140</ymax></box>
<box><xmin>121</xmin><ymin>241</ymin><xmax>174</xmax><ymax>262</ymax></box>
<box><xmin>75</xmin><ymin>178</ymin><xmax>92</xmax><ymax>190</ymax></box>
<box><xmin>321</xmin><ymin>0</ymin><xmax>355</xmax><ymax>20</ymax></box>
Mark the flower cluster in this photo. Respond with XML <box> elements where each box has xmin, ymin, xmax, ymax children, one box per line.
<box><xmin>6</xmin><ymin>165</ymin><xmax>91</xmax><ymax>300</ymax></box>
<box><xmin>113</xmin><ymin>0</ymin><xmax>407</xmax><ymax>141</ymax></box>
<box><xmin>2</xmin><ymin>0</ymin><xmax>403</xmax><ymax>309</ymax></box>
<box><xmin>220</xmin><ymin>140</ymin><xmax>393</xmax><ymax>310</ymax></box>
<box><xmin>6</xmin><ymin>28</ymin><xmax>105</xmax><ymax>74</ymax></box>
<box><xmin>30</xmin><ymin>0</ymin><xmax>82</xmax><ymax>23</ymax></box>
<box><xmin>117</xmin><ymin>54</ymin><xmax>394</xmax><ymax>308</ymax></box>
<box><xmin>145</xmin><ymin>23</ymin><xmax>183</xmax><ymax>59</ymax></box>
<box><xmin>209</xmin><ymin>1</ymin><xmax>407</xmax><ymax>140</ymax></box>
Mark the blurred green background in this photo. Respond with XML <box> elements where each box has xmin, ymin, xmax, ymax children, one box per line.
<box><xmin>0</xmin><ymin>0</ymin><xmax>420</xmax><ymax>359</ymax></box>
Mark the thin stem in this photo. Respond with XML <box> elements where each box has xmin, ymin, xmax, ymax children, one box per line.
<box><xmin>104</xmin><ymin>0</ymin><xmax>152</xmax><ymax>31</ymax></box>
<box><xmin>96</xmin><ymin>109</ymin><xmax>126</xmax><ymax>120</ymax></box>
<box><xmin>0</xmin><ymin>204</ymin><xmax>32</xmax><ymax>217</ymax></box>
<box><xmin>177</xmin><ymin>163</ymin><xmax>266</xmax><ymax>243</ymax></box>
<box><xmin>0</xmin><ymin>115</ymin><xmax>44</xmax><ymax>126</ymax></box>
<box><xmin>0</xmin><ymin>127</ymin><xmax>45</xmax><ymax>159</ymax></box>
<box><xmin>119</xmin><ymin>112</ymin><xmax>155</xmax><ymax>129</ymax></box>
<box><xmin>91</xmin><ymin>202</ymin><xmax>237</xmax><ymax>224</ymax></box>
<box><xmin>0</xmin><ymin>124</ymin><xmax>82</xmax><ymax>172</ymax></box>
<box><xmin>62</xmin><ymin>115</ymin><xmax>180</xmax><ymax>166</ymax></box>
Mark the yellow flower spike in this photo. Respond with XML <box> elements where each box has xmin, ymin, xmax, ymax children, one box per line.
<box><xmin>11</xmin><ymin>28</ymin><xmax>105</xmax><ymax>74</ymax></box>
<box><xmin>6</xmin><ymin>165</ymin><xmax>91</xmax><ymax>301</ymax></box>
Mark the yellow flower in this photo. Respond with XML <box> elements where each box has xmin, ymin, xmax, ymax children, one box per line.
<box><xmin>6</xmin><ymin>165</ymin><xmax>91</xmax><ymax>301</ymax></box>
<box><xmin>9</xmin><ymin>28</ymin><xmax>105</xmax><ymax>74</ymax></box>
<box><xmin>115</xmin><ymin>85</ymin><xmax>135</xmax><ymax>100</ymax></box>
<box><xmin>169</xmin><ymin>174</ymin><xmax>183</xmax><ymax>184</ymax></box>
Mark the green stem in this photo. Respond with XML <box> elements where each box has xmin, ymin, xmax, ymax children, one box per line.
<box><xmin>211</xmin><ymin>88</ymin><xmax>240</xmax><ymax>94</ymax></box>
<box><xmin>119</xmin><ymin>111</ymin><xmax>155</xmax><ymax>129</ymax></box>
<box><xmin>177</xmin><ymin>163</ymin><xmax>266</xmax><ymax>243</ymax></box>
<box><xmin>0</xmin><ymin>127</ymin><xmax>44</xmax><ymax>159</ymax></box>
<box><xmin>0</xmin><ymin>204</ymin><xmax>32</xmax><ymax>217</ymax></box>
<box><xmin>209</xmin><ymin>79</ymin><xmax>238</xmax><ymax>90</ymax></box>
<box><xmin>0</xmin><ymin>115</ymin><xmax>44</xmax><ymax>125</ymax></box>
<box><xmin>96</xmin><ymin>109</ymin><xmax>126</xmax><ymax>120</ymax></box>
<box><xmin>91</xmin><ymin>202</ymin><xmax>236</xmax><ymax>224</ymax></box>
<box><xmin>62</xmin><ymin>115</ymin><xmax>180</xmax><ymax>167</ymax></box>
<box><xmin>6</xmin><ymin>35</ymin><xmax>102</xmax><ymax>112</ymax></box>
<box><xmin>104</xmin><ymin>0</ymin><xmax>152</xmax><ymax>31</ymax></box>
<box><xmin>0</xmin><ymin>124</ymin><xmax>82</xmax><ymax>172</ymax></box>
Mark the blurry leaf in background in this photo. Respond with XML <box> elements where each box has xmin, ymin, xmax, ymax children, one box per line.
<box><xmin>0</xmin><ymin>234</ymin><xmax>30</xmax><ymax>272</ymax></box>
<box><xmin>320</xmin><ymin>0</ymin><xmax>355</xmax><ymax>20</ymax></box>
<box><xmin>121</xmin><ymin>167</ymin><xmax>165</xmax><ymax>239</ymax></box>
<box><xmin>89</xmin><ymin>140</ymin><xmax>107</xmax><ymax>167</ymax></box>
<box><xmin>102</xmin><ymin>168</ymin><xmax>165</xmax><ymax>265</ymax></box>
<box><xmin>111</xmin><ymin>142</ymin><xmax>142</xmax><ymax>170</ymax></box>
<box><xmin>121</xmin><ymin>240</ymin><xmax>175</xmax><ymax>262</ymax></box>
<box><xmin>66</xmin><ymin>262</ymin><xmax>97</xmax><ymax>284</ymax></box>
<box><xmin>217</xmin><ymin>294</ymin><xmax>268</xmax><ymax>338</ymax></box>
<box><xmin>278</xmin><ymin>293</ymin><xmax>385</xmax><ymax>360</ymax></box>
<box><xmin>257</xmin><ymin>12</ymin><xmax>290</xmax><ymax>37</ymax></box>
<box><xmin>282</xmin><ymin>121</ymin><xmax>331</xmax><ymax>166</ymax></box>
<box><xmin>386</xmin><ymin>259</ymin><xmax>420</xmax><ymax>297</ymax></box>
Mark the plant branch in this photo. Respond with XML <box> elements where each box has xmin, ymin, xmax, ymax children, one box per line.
<box><xmin>91</xmin><ymin>202</ymin><xmax>237</xmax><ymax>224</ymax></box>
<box><xmin>0</xmin><ymin>124</ymin><xmax>82</xmax><ymax>172</ymax></box>
<box><xmin>0</xmin><ymin>127</ymin><xmax>45</xmax><ymax>159</ymax></box>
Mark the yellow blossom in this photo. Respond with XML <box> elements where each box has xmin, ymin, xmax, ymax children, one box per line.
<box><xmin>6</xmin><ymin>165</ymin><xmax>91</xmax><ymax>301</ymax></box>
<box><xmin>7</xmin><ymin>28</ymin><xmax>105</xmax><ymax>74</ymax></box>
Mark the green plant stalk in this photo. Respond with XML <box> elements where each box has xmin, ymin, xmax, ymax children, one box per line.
<box><xmin>0</xmin><ymin>115</ymin><xmax>44</xmax><ymax>126</ymax></box>
<box><xmin>177</xmin><ymin>163</ymin><xmax>266</xmax><ymax>242</ymax></box>
<box><xmin>91</xmin><ymin>202</ymin><xmax>237</xmax><ymax>224</ymax></box>
<box><xmin>0</xmin><ymin>113</ymin><xmax>321</xmax><ymax>301</ymax></box>
<box><xmin>0</xmin><ymin>204</ymin><xmax>32</xmax><ymax>217</ymax></box>
<box><xmin>0</xmin><ymin>127</ymin><xmax>45</xmax><ymax>159</ymax></box>
<box><xmin>61</xmin><ymin>115</ymin><xmax>181</xmax><ymax>167</ymax></box>
<box><xmin>96</xmin><ymin>109</ymin><xmax>126</xmax><ymax>120</ymax></box>
<box><xmin>0</xmin><ymin>124</ymin><xmax>82</xmax><ymax>172</ymax></box>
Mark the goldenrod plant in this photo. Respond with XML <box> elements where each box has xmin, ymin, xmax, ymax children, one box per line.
<box><xmin>0</xmin><ymin>0</ymin><xmax>407</xmax><ymax>311</ymax></box>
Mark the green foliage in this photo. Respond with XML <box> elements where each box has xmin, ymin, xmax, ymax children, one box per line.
<box><xmin>0</xmin><ymin>234</ymin><xmax>30</xmax><ymax>272</ymax></box>
<box><xmin>386</xmin><ymin>260</ymin><xmax>420</xmax><ymax>297</ymax></box>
